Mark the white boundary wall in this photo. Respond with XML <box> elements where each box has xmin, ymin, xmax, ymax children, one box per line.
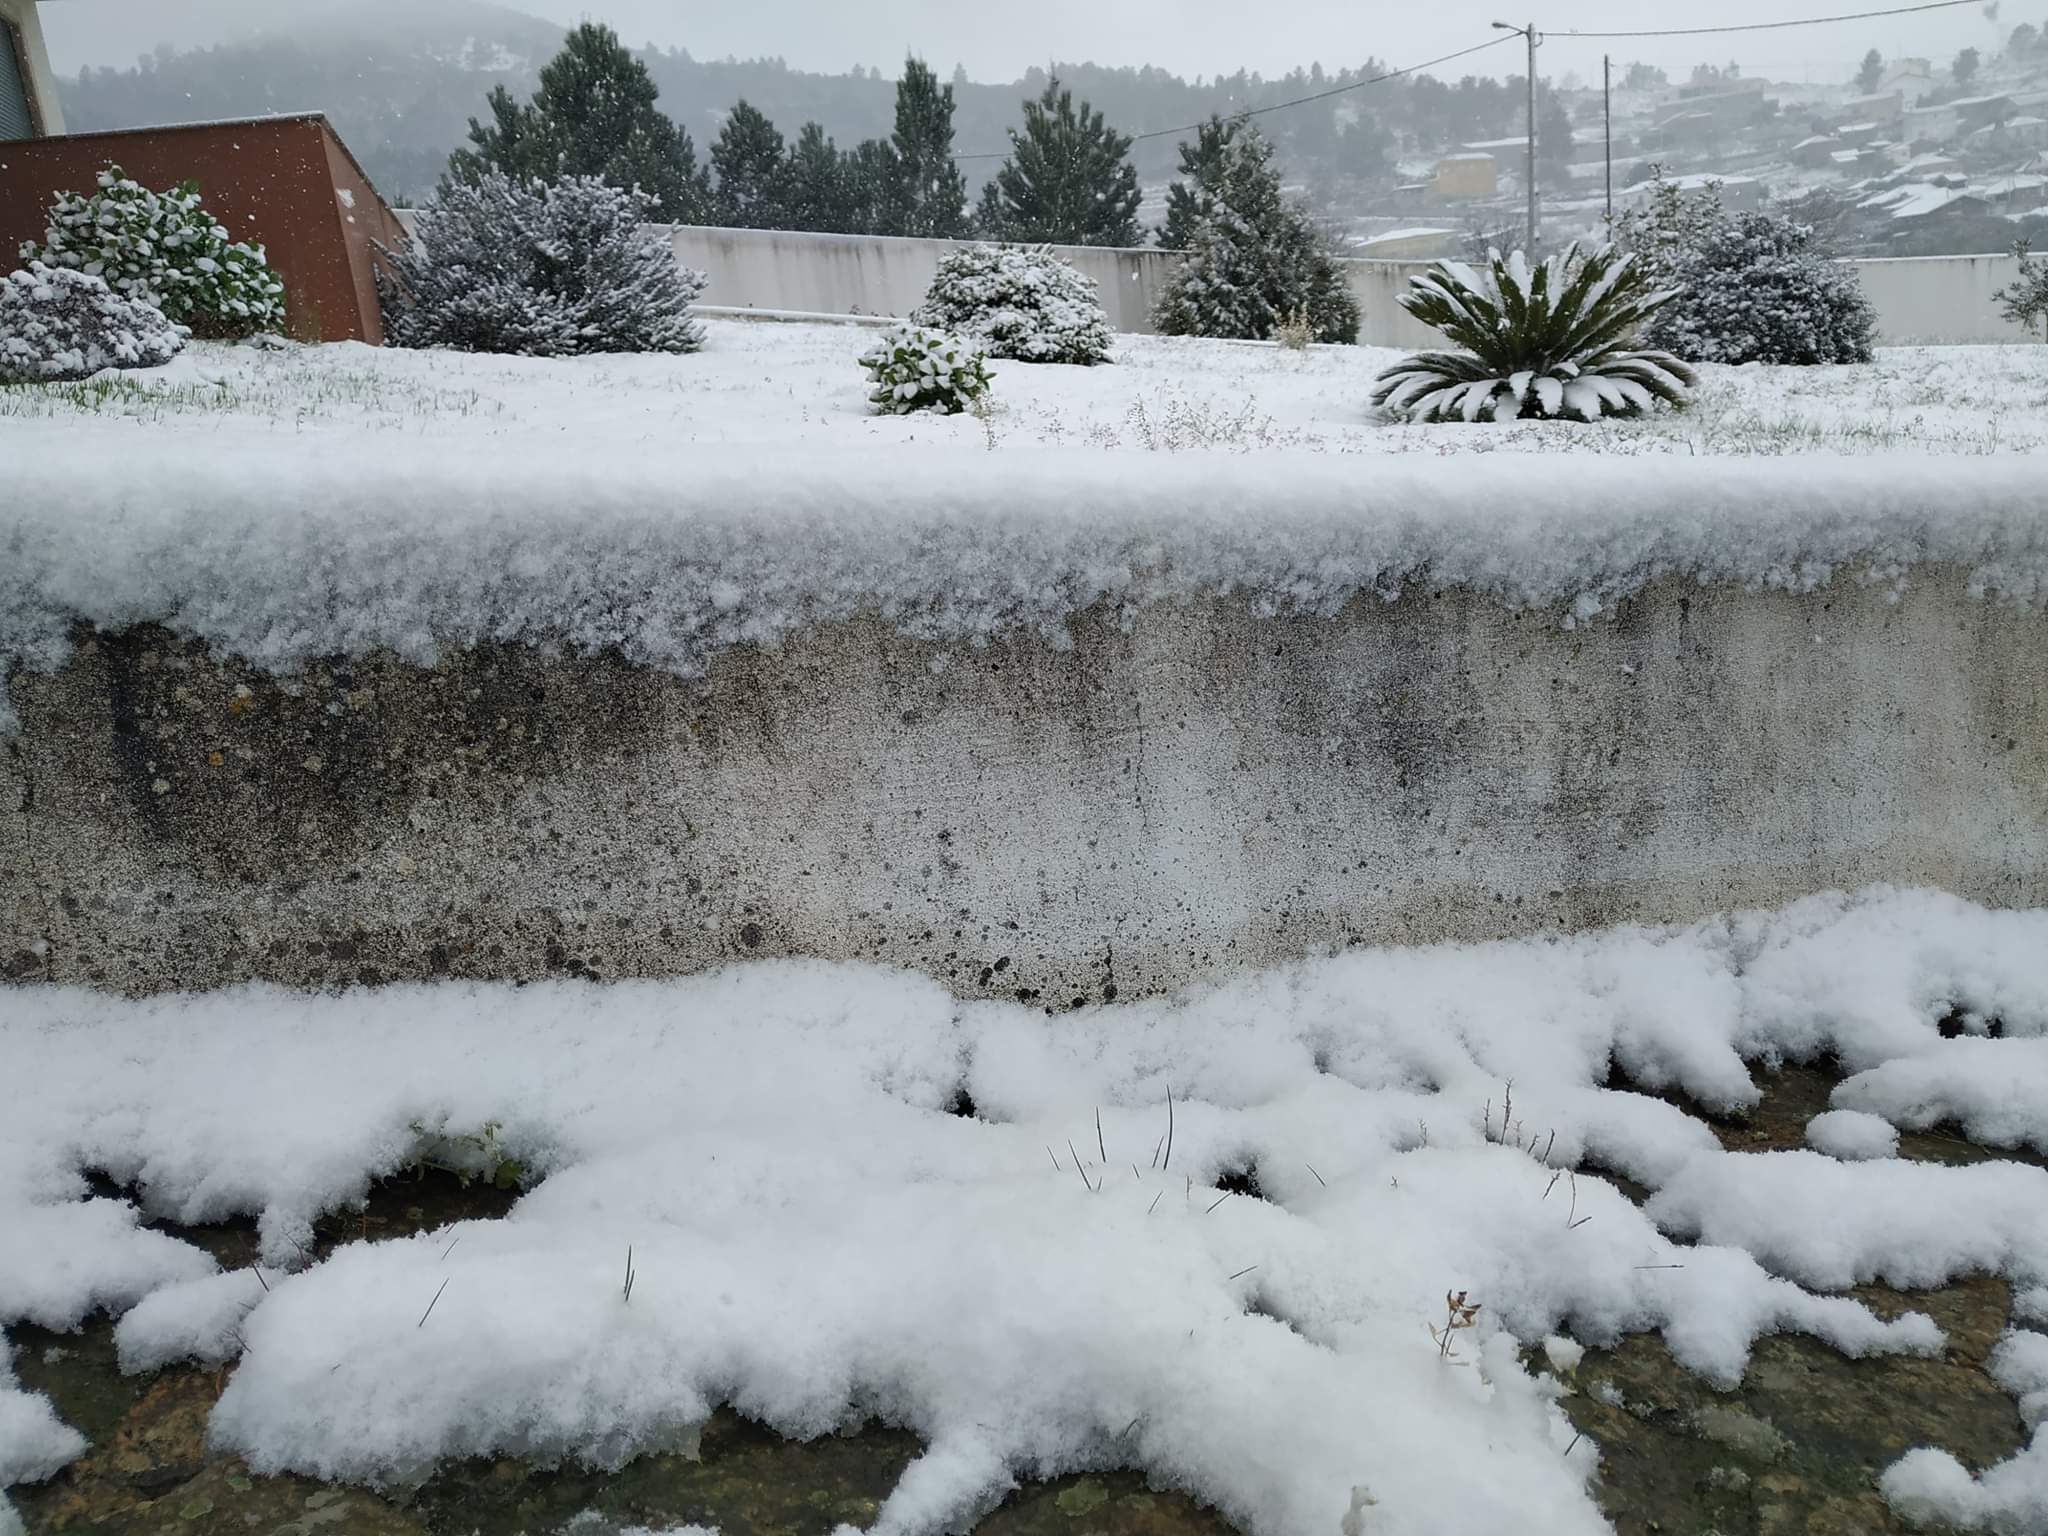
<box><xmin>660</xmin><ymin>225</ymin><xmax>2044</xmax><ymax>349</ymax></box>
<box><xmin>392</xmin><ymin>213</ymin><xmax>2046</xmax><ymax>348</ymax></box>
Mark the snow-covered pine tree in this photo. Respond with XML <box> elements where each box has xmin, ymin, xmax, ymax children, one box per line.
<box><xmin>841</xmin><ymin>140</ymin><xmax>899</xmax><ymax>236</ymax></box>
<box><xmin>886</xmin><ymin>58</ymin><xmax>970</xmax><ymax>238</ymax></box>
<box><xmin>0</xmin><ymin>263</ymin><xmax>184</xmax><ymax>384</ymax></box>
<box><xmin>712</xmin><ymin>101</ymin><xmax>791</xmax><ymax>229</ymax></box>
<box><xmin>1151</xmin><ymin>124</ymin><xmax>1360</xmax><ymax>344</ymax></box>
<box><xmin>976</xmin><ymin>78</ymin><xmax>1142</xmax><ymax>247</ymax></box>
<box><xmin>1614</xmin><ymin>173</ymin><xmax>1876</xmax><ymax>365</ymax></box>
<box><xmin>785</xmin><ymin>123</ymin><xmax>850</xmax><ymax>234</ymax></box>
<box><xmin>445</xmin><ymin>23</ymin><xmax>711</xmax><ymax>225</ymax></box>
<box><xmin>21</xmin><ymin>165</ymin><xmax>285</xmax><ymax>337</ymax></box>
<box><xmin>377</xmin><ymin>173</ymin><xmax>706</xmax><ymax>356</ymax></box>
<box><xmin>1157</xmin><ymin>115</ymin><xmax>1241</xmax><ymax>252</ymax></box>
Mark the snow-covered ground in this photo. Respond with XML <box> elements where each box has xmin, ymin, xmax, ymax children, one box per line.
<box><xmin>4</xmin><ymin>889</ymin><xmax>2048</xmax><ymax>1535</ymax></box>
<box><xmin>4</xmin><ymin>322</ymin><xmax>2048</xmax><ymax>455</ymax></box>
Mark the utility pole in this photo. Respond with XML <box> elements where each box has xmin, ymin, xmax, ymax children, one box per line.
<box><xmin>1604</xmin><ymin>54</ymin><xmax>1614</xmax><ymax>228</ymax></box>
<box><xmin>1494</xmin><ymin>20</ymin><xmax>1541</xmax><ymax>253</ymax></box>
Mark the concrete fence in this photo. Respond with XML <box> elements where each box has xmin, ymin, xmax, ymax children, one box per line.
<box><xmin>393</xmin><ymin>212</ymin><xmax>2044</xmax><ymax>347</ymax></box>
<box><xmin>7</xmin><ymin>573</ymin><xmax>2044</xmax><ymax>999</ymax></box>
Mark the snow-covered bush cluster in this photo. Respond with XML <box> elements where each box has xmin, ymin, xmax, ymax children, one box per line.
<box><xmin>378</xmin><ymin>172</ymin><xmax>706</xmax><ymax>357</ymax></box>
<box><xmin>1615</xmin><ymin>175</ymin><xmax>1876</xmax><ymax>367</ymax></box>
<box><xmin>1996</xmin><ymin>239</ymin><xmax>2048</xmax><ymax>341</ymax></box>
<box><xmin>911</xmin><ymin>245</ymin><xmax>1113</xmax><ymax>365</ymax></box>
<box><xmin>859</xmin><ymin>324</ymin><xmax>993</xmax><ymax>415</ymax></box>
<box><xmin>20</xmin><ymin>165</ymin><xmax>285</xmax><ymax>338</ymax></box>
<box><xmin>0</xmin><ymin>263</ymin><xmax>183</xmax><ymax>385</ymax></box>
<box><xmin>1372</xmin><ymin>245</ymin><xmax>1697</xmax><ymax>423</ymax></box>
<box><xmin>1</xmin><ymin>889</ymin><xmax>2046</xmax><ymax>1536</ymax></box>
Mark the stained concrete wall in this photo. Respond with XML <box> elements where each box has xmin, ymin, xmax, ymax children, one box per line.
<box><xmin>5</xmin><ymin>574</ymin><xmax>2044</xmax><ymax>1000</ymax></box>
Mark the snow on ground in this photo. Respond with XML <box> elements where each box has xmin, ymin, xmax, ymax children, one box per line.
<box><xmin>5</xmin><ymin>323</ymin><xmax>2048</xmax><ymax>457</ymax></box>
<box><xmin>8</xmin><ymin>325</ymin><xmax>2048</xmax><ymax>733</ymax></box>
<box><xmin>3</xmin><ymin>888</ymin><xmax>2047</xmax><ymax>1535</ymax></box>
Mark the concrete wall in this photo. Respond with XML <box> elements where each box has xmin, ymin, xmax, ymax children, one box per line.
<box><xmin>0</xmin><ymin>0</ymin><xmax>63</xmax><ymax>136</ymax></box>
<box><xmin>1849</xmin><ymin>253</ymin><xmax>2041</xmax><ymax>344</ymax></box>
<box><xmin>600</xmin><ymin>226</ymin><xmax>2048</xmax><ymax>349</ymax></box>
<box><xmin>6</xmin><ymin>573</ymin><xmax>2043</xmax><ymax>999</ymax></box>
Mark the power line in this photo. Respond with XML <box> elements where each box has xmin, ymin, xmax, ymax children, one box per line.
<box><xmin>1549</xmin><ymin>0</ymin><xmax>1986</xmax><ymax>41</ymax></box>
<box><xmin>951</xmin><ymin>33</ymin><xmax>1518</xmax><ymax>162</ymax></box>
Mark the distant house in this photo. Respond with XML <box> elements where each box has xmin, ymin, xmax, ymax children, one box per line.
<box><xmin>1878</xmin><ymin>60</ymin><xmax>1938</xmax><ymax>106</ymax></box>
<box><xmin>0</xmin><ymin>0</ymin><xmax>63</xmax><ymax>138</ymax></box>
<box><xmin>1903</xmin><ymin>103</ymin><xmax>1963</xmax><ymax>143</ymax></box>
<box><xmin>1831</xmin><ymin>92</ymin><xmax>1905</xmax><ymax>127</ymax></box>
<box><xmin>1792</xmin><ymin>133</ymin><xmax>1843</xmax><ymax>167</ymax></box>
<box><xmin>1434</xmin><ymin>152</ymin><xmax>1499</xmax><ymax>200</ymax></box>
<box><xmin>1948</xmin><ymin>93</ymin><xmax>2017</xmax><ymax>131</ymax></box>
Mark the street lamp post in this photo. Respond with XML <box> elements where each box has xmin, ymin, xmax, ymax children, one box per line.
<box><xmin>1493</xmin><ymin>20</ymin><xmax>1541</xmax><ymax>254</ymax></box>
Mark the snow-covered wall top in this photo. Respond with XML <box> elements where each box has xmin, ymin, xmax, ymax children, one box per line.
<box><xmin>6</xmin><ymin>441</ymin><xmax>2048</xmax><ymax>723</ymax></box>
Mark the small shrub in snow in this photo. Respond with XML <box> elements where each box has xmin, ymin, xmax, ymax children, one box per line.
<box><xmin>1371</xmin><ymin>245</ymin><xmax>1697</xmax><ymax>423</ymax></box>
<box><xmin>0</xmin><ymin>263</ymin><xmax>183</xmax><ymax>385</ymax></box>
<box><xmin>21</xmin><ymin>165</ymin><xmax>285</xmax><ymax>338</ymax></box>
<box><xmin>911</xmin><ymin>245</ymin><xmax>1112</xmax><ymax>365</ymax></box>
<box><xmin>859</xmin><ymin>324</ymin><xmax>992</xmax><ymax>415</ymax></box>
<box><xmin>1996</xmin><ymin>239</ymin><xmax>2048</xmax><ymax>341</ymax></box>
<box><xmin>378</xmin><ymin>173</ymin><xmax>705</xmax><ymax>357</ymax></box>
<box><xmin>1615</xmin><ymin>176</ymin><xmax>1876</xmax><ymax>366</ymax></box>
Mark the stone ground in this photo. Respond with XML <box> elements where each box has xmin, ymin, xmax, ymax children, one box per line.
<box><xmin>7</xmin><ymin>1064</ymin><xmax>2040</xmax><ymax>1536</ymax></box>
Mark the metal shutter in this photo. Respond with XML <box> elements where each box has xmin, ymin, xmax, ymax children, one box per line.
<box><xmin>0</xmin><ymin>22</ymin><xmax>33</xmax><ymax>143</ymax></box>
<box><xmin>0</xmin><ymin>22</ymin><xmax>34</xmax><ymax>141</ymax></box>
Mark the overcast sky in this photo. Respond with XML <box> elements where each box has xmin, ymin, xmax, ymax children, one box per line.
<box><xmin>40</xmin><ymin>0</ymin><xmax>2008</xmax><ymax>85</ymax></box>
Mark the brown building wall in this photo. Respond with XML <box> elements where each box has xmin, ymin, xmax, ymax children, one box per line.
<box><xmin>0</xmin><ymin>114</ymin><xmax>405</xmax><ymax>342</ymax></box>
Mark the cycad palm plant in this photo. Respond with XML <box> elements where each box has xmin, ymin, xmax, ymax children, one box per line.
<box><xmin>1370</xmin><ymin>244</ymin><xmax>1697</xmax><ymax>423</ymax></box>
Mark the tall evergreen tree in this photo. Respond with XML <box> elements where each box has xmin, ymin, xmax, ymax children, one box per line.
<box><xmin>1157</xmin><ymin>114</ymin><xmax>1241</xmax><ymax>251</ymax></box>
<box><xmin>1954</xmin><ymin>47</ymin><xmax>1982</xmax><ymax>88</ymax></box>
<box><xmin>977</xmin><ymin>78</ymin><xmax>1143</xmax><ymax>247</ymax></box>
<box><xmin>785</xmin><ymin>122</ymin><xmax>849</xmax><ymax>233</ymax></box>
<box><xmin>1857</xmin><ymin>49</ymin><xmax>1885</xmax><ymax>93</ymax></box>
<box><xmin>842</xmin><ymin>139</ymin><xmax>899</xmax><ymax>235</ymax></box>
<box><xmin>712</xmin><ymin>100</ymin><xmax>791</xmax><ymax>228</ymax></box>
<box><xmin>887</xmin><ymin>58</ymin><xmax>969</xmax><ymax>238</ymax></box>
<box><xmin>445</xmin><ymin>23</ymin><xmax>710</xmax><ymax>224</ymax></box>
<box><xmin>1151</xmin><ymin>122</ymin><xmax>1359</xmax><ymax>344</ymax></box>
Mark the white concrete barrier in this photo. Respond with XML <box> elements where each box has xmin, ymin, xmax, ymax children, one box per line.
<box><xmin>392</xmin><ymin>212</ymin><xmax>2046</xmax><ymax>348</ymax></box>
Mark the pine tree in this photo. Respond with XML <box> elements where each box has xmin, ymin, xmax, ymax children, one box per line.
<box><xmin>1151</xmin><ymin>123</ymin><xmax>1359</xmax><ymax>344</ymax></box>
<box><xmin>886</xmin><ymin>58</ymin><xmax>969</xmax><ymax>238</ymax></box>
<box><xmin>1537</xmin><ymin>95</ymin><xmax>1576</xmax><ymax>187</ymax></box>
<box><xmin>1954</xmin><ymin>47</ymin><xmax>1981</xmax><ymax>89</ymax></box>
<box><xmin>1157</xmin><ymin>115</ymin><xmax>1240</xmax><ymax>251</ymax></box>
<box><xmin>784</xmin><ymin>122</ymin><xmax>848</xmax><ymax>233</ymax></box>
<box><xmin>446</xmin><ymin>23</ymin><xmax>710</xmax><ymax>224</ymax></box>
<box><xmin>842</xmin><ymin>139</ymin><xmax>898</xmax><ymax>235</ymax></box>
<box><xmin>1857</xmin><ymin>49</ymin><xmax>1885</xmax><ymax>93</ymax></box>
<box><xmin>712</xmin><ymin>100</ymin><xmax>790</xmax><ymax>228</ymax></box>
<box><xmin>977</xmin><ymin>78</ymin><xmax>1143</xmax><ymax>247</ymax></box>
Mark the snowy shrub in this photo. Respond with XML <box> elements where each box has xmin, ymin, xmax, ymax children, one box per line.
<box><xmin>0</xmin><ymin>263</ymin><xmax>183</xmax><ymax>385</ymax></box>
<box><xmin>1152</xmin><ymin>124</ymin><xmax>1359</xmax><ymax>345</ymax></box>
<box><xmin>858</xmin><ymin>324</ymin><xmax>992</xmax><ymax>415</ymax></box>
<box><xmin>911</xmin><ymin>245</ymin><xmax>1112</xmax><ymax>365</ymax></box>
<box><xmin>1995</xmin><ymin>239</ymin><xmax>2048</xmax><ymax>340</ymax></box>
<box><xmin>20</xmin><ymin>165</ymin><xmax>285</xmax><ymax>338</ymax></box>
<box><xmin>1615</xmin><ymin>175</ymin><xmax>1875</xmax><ymax>366</ymax></box>
<box><xmin>1370</xmin><ymin>245</ymin><xmax>1697</xmax><ymax>424</ymax></box>
<box><xmin>378</xmin><ymin>172</ymin><xmax>705</xmax><ymax>357</ymax></box>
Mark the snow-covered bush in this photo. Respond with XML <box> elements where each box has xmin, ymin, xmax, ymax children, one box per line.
<box><xmin>1995</xmin><ymin>239</ymin><xmax>2048</xmax><ymax>340</ymax></box>
<box><xmin>859</xmin><ymin>324</ymin><xmax>992</xmax><ymax>414</ymax></box>
<box><xmin>378</xmin><ymin>172</ymin><xmax>705</xmax><ymax>356</ymax></box>
<box><xmin>20</xmin><ymin>165</ymin><xmax>285</xmax><ymax>338</ymax></box>
<box><xmin>911</xmin><ymin>245</ymin><xmax>1112</xmax><ymax>365</ymax></box>
<box><xmin>1371</xmin><ymin>245</ymin><xmax>1696</xmax><ymax>423</ymax></box>
<box><xmin>0</xmin><ymin>263</ymin><xmax>183</xmax><ymax>385</ymax></box>
<box><xmin>1615</xmin><ymin>175</ymin><xmax>1875</xmax><ymax>366</ymax></box>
